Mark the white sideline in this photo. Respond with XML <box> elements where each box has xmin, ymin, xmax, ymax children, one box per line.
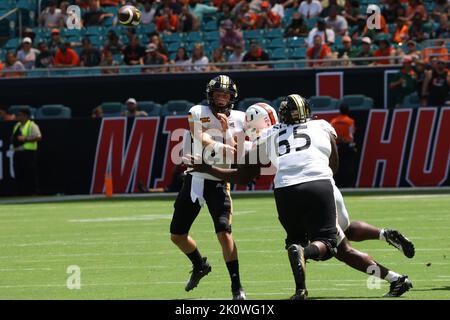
<box><xmin>0</xmin><ymin>187</ymin><xmax>449</xmax><ymax>204</ymax></box>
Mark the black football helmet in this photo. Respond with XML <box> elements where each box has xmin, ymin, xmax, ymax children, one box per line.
<box><xmin>278</xmin><ymin>94</ymin><xmax>311</xmax><ymax>125</ymax></box>
<box><xmin>206</xmin><ymin>75</ymin><xmax>238</xmax><ymax>116</ymax></box>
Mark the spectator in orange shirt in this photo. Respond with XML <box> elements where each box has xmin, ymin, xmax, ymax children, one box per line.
<box><xmin>423</xmin><ymin>39</ymin><xmax>449</xmax><ymax>64</ymax></box>
<box><xmin>156</xmin><ymin>5</ymin><xmax>179</xmax><ymax>34</ymax></box>
<box><xmin>306</xmin><ymin>35</ymin><xmax>332</xmax><ymax>67</ymax></box>
<box><xmin>54</xmin><ymin>42</ymin><xmax>80</xmax><ymax>67</ymax></box>
<box><xmin>392</xmin><ymin>17</ymin><xmax>409</xmax><ymax>44</ymax></box>
<box><xmin>256</xmin><ymin>1</ymin><xmax>281</xmax><ymax>29</ymax></box>
<box><xmin>330</xmin><ymin>103</ymin><xmax>357</xmax><ymax>187</ymax></box>
<box><xmin>373</xmin><ymin>36</ymin><xmax>395</xmax><ymax>65</ymax></box>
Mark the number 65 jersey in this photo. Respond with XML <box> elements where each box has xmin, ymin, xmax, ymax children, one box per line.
<box><xmin>257</xmin><ymin>119</ymin><xmax>337</xmax><ymax>189</ymax></box>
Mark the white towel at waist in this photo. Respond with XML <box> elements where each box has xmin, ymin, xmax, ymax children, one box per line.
<box><xmin>190</xmin><ymin>175</ymin><xmax>206</xmax><ymax>207</ymax></box>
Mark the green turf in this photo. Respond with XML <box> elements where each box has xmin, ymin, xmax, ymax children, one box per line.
<box><xmin>0</xmin><ymin>193</ymin><xmax>449</xmax><ymax>300</ymax></box>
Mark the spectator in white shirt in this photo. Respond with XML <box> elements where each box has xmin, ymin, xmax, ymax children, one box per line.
<box><xmin>325</xmin><ymin>5</ymin><xmax>348</xmax><ymax>36</ymax></box>
<box><xmin>228</xmin><ymin>43</ymin><xmax>246</xmax><ymax>69</ymax></box>
<box><xmin>16</xmin><ymin>38</ymin><xmax>40</xmax><ymax>70</ymax></box>
<box><xmin>39</xmin><ymin>0</ymin><xmax>63</xmax><ymax>28</ymax></box>
<box><xmin>141</xmin><ymin>0</ymin><xmax>157</xmax><ymax>25</ymax></box>
<box><xmin>307</xmin><ymin>18</ymin><xmax>335</xmax><ymax>47</ymax></box>
<box><xmin>298</xmin><ymin>0</ymin><xmax>322</xmax><ymax>19</ymax></box>
<box><xmin>188</xmin><ymin>43</ymin><xmax>209</xmax><ymax>72</ymax></box>
<box><xmin>271</xmin><ymin>0</ymin><xmax>285</xmax><ymax>19</ymax></box>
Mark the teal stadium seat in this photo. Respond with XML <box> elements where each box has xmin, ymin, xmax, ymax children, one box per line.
<box><xmin>272</xmin><ymin>96</ymin><xmax>286</xmax><ymax>111</ymax></box>
<box><xmin>341</xmin><ymin>94</ymin><xmax>374</xmax><ymax>110</ymax></box>
<box><xmin>399</xmin><ymin>92</ymin><xmax>420</xmax><ymax>108</ymax></box>
<box><xmin>266</xmin><ymin>38</ymin><xmax>285</xmax><ymax>49</ymax></box>
<box><xmin>309</xmin><ymin>96</ymin><xmax>340</xmax><ymax>110</ymax></box>
<box><xmin>137</xmin><ymin>101</ymin><xmax>162</xmax><ymax>116</ymax></box>
<box><xmin>36</xmin><ymin>105</ymin><xmax>72</xmax><ymax>119</ymax></box>
<box><xmin>238</xmin><ymin>98</ymin><xmax>272</xmax><ymax>111</ymax></box>
<box><xmin>289</xmin><ymin>47</ymin><xmax>307</xmax><ymax>59</ymax></box>
<box><xmin>161</xmin><ymin>100</ymin><xmax>193</xmax><ymax>116</ymax></box>
<box><xmin>265</xmin><ymin>28</ymin><xmax>284</xmax><ymax>39</ymax></box>
<box><xmin>101</xmin><ymin>102</ymin><xmax>125</xmax><ymax>117</ymax></box>
<box><xmin>287</xmin><ymin>37</ymin><xmax>305</xmax><ymax>48</ymax></box>
<box><xmin>271</xmin><ymin>48</ymin><xmax>288</xmax><ymax>60</ymax></box>
<box><xmin>9</xmin><ymin>105</ymin><xmax>36</xmax><ymax>118</ymax></box>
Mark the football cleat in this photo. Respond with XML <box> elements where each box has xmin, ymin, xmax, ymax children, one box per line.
<box><xmin>287</xmin><ymin>244</ymin><xmax>307</xmax><ymax>296</ymax></box>
<box><xmin>185</xmin><ymin>257</ymin><xmax>211</xmax><ymax>292</ymax></box>
<box><xmin>290</xmin><ymin>289</ymin><xmax>308</xmax><ymax>300</ymax></box>
<box><xmin>232</xmin><ymin>288</ymin><xmax>246</xmax><ymax>300</ymax></box>
<box><xmin>384</xmin><ymin>275</ymin><xmax>413</xmax><ymax>297</ymax></box>
<box><xmin>384</xmin><ymin>229</ymin><xmax>415</xmax><ymax>258</ymax></box>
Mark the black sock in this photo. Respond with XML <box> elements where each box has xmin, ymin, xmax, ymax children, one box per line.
<box><xmin>304</xmin><ymin>244</ymin><xmax>320</xmax><ymax>260</ymax></box>
<box><xmin>186</xmin><ymin>248</ymin><xmax>203</xmax><ymax>269</ymax></box>
<box><xmin>226</xmin><ymin>260</ymin><xmax>241</xmax><ymax>291</ymax></box>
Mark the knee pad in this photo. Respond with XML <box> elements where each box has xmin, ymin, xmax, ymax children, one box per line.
<box><xmin>316</xmin><ymin>238</ymin><xmax>338</xmax><ymax>261</ymax></box>
<box><xmin>215</xmin><ymin>216</ymin><xmax>232</xmax><ymax>233</ymax></box>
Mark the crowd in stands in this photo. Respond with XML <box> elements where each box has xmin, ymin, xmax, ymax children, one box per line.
<box><xmin>0</xmin><ymin>0</ymin><xmax>448</xmax><ymax>77</ymax></box>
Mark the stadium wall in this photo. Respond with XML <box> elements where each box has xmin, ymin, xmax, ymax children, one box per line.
<box><xmin>0</xmin><ymin>107</ymin><xmax>449</xmax><ymax>196</ymax></box>
<box><xmin>0</xmin><ymin>67</ymin><xmax>400</xmax><ymax>116</ymax></box>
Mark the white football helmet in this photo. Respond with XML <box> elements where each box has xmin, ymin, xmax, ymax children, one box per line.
<box><xmin>245</xmin><ymin>102</ymin><xmax>279</xmax><ymax>141</ymax></box>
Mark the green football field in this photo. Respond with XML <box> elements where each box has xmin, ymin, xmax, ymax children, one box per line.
<box><xmin>0</xmin><ymin>193</ymin><xmax>449</xmax><ymax>300</ymax></box>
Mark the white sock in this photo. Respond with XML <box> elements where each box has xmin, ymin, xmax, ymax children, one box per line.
<box><xmin>379</xmin><ymin>229</ymin><xmax>386</xmax><ymax>241</ymax></box>
<box><xmin>384</xmin><ymin>271</ymin><xmax>401</xmax><ymax>283</ymax></box>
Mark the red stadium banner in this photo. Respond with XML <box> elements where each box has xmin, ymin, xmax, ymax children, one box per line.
<box><xmin>406</xmin><ymin>107</ymin><xmax>450</xmax><ymax>187</ymax></box>
<box><xmin>315</xmin><ymin>72</ymin><xmax>343</xmax><ymax>100</ymax></box>
<box><xmin>90</xmin><ymin>117</ymin><xmax>160</xmax><ymax>194</ymax></box>
<box><xmin>154</xmin><ymin>116</ymin><xmax>190</xmax><ymax>189</ymax></box>
<box><xmin>357</xmin><ymin>110</ymin><xmax>412</xmax><ymax>187</ymax></box>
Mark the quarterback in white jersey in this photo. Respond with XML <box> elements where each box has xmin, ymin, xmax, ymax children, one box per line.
<box><xmin>170</xmin><ymin>75</ymin><xmax>246</xmax><ymax>300</ymax></box>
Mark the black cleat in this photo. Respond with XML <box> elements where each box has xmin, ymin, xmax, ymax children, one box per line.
<box><xmin>232</xmin><ymin>288</ymin><xmax>246</xmax><ymax>300</ymax></box>
<box><xmin>185</xmin><ymin>257</ymin><xmax>211</xmax><ymax>292</ymax></box>
<box><xmin>287</xmin><ymin>244</ymin><xmax>307</xmax><ymax>298</ymax></box>
<box><xmin>384</xmin><ymin>229</ymin><xmax>415</xmax><ymax>258</ymax></box>
<box><xmin>384</xmin><ymin>275</ymin><xmax>413</xmax><ymax>297</ymax></box>
<box><xmin>290</xmin><ymin>289</ymin><xmax>308</xmax><ymax>300</ymax></box>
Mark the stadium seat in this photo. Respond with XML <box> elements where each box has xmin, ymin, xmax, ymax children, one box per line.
<box><xmin>265</xmin><ymin>28</ymin><xmax>284</xmax><ymax>39</ymax></box>
<box><xmin>85</xmin><ymin>26</ymin><xmax>103</xmax><ymax>36</ymax></box>
<box><xmin>237</xmin><ymin>98</ymin><xmax>272</xmax><ymax>111</ymax></box>
<box><xmin>289</xmin><ymin>47</ymin><xmax>307</xmax><ymax>59</ymax></box>
<box><xmin>341</xmin><ymin>94</ymin><xmax>374</xmax><ymax>110</ymax></box>
<box><xmin>287</xmin><ymin>37</ymin><xmax>305</xmax><ymax>48</ymax></box>
<box><xmin>243</xmin><ymin>29</ymin><xmax>263</xmax><ymax>41</ymax></box>
<box><xmin>399</xmin><ymin>92</ymin><xmax>420</xmax><ymax>108</ymax></box>
<box><xmin>4</xmin><ymin>37</ymin><xmax>20</xmax><ymax>51</ymax></box>
<box><xmin>161</xmin><ymin>100</ymin><xmax>193</xmax><ymax>116</ymax></box>
<box><xmin>101</xmin><ymin>102</ymin><xmax>125</xmax><ymax>117</ymax></box>
<box><xmin>266</xmin><ymin>38</ymin><xmax>286</xmax><ymax>49</ymax></box>
<box><xmin>168</xmin><ymin>41</ymin><xmax>181</xmax><ymax>53</ymax></box>
<box><xmin>9</xmin><ymin>105</ymin><xmax>36</xmax><ymax>117</ymax></box>
<box><xmin>143</xmin><ymin>24</ymin><xmax>156</xmax><ymax>34</ymax></box>
<box><xmin>185</xmin><ymin>31</ymin><xmax>203</xmax><ymax>43</ymax></box>
<box><xmin>271</xmin><ymin>48</ymin><xmax>288</xmax><ymax>60</ymax></box>
<box><xmin>309</xmin><ymin>96</ymin><xmax>339</xmax><ymax>110</ymax></box>
<box><xmin>119</xmin><ymin>66</ymin><xmax>142</xmax><ymax>74</ymax></box>
<box><xmin>204</xmin><ymin>31</ymin><xmax>220</xmax><ymax>42</ymax></box>
<box><xmin>36</xmin><ymin>105</ymin><xmax>72</xmax><ymax>119</ymax></box>
<box><xmin>137</xmin><ymin>101</ymin><xmax>162</xmax><ymax>116</ymax></box>
<box><xmin>162</xmin><ymin>33</ymin><xmax>183</xmax><ymax>43</ymax></box>
<box><xmin>202</xmin><ymin>20</ymin><xmax>218</xmax><ymax>32</ymax></box>
<box><xmin>271</xmin><ymin>96</ymin><xmax>286</xmax><ymax>111</ymax></box>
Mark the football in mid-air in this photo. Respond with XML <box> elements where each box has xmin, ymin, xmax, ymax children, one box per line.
<box><xmin>118</xmin><ymin>5</ymin><xmax>141</xmax><ymax>26</ymax></box>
